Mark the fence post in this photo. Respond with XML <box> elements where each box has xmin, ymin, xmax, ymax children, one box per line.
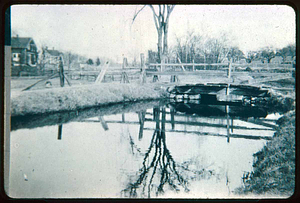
<box><xmin>161</xmin><ymin>55</ymin><xmax>166</xmax><ymax>73</ymax></box>
<box><xmin>228</xmin><ymin>59</ymin><xmax>232</xmax><ymax>81</ymax></box>
<box><xmin>121</xmin><ymin>57</ymin><xmax>129</xmax><ymax>83</ymax></box>
<box><xmin>192</xmin><ymin>59</ymin><xmax>195</xmax><ymax>71</ymax></box>
<box><xmin>226</xmin><ymin>59</ymin><xmax>232</xmax><ymax>96</ymax></box>
<box><xmin>140</xmin><ymin>53</ymin><xmax>146</xmax><ymax>83</ymax></box>
<box><xmin>59</xmin><ymin>56</ymin><xmax>65</xmax><ymax>87</ymax></box>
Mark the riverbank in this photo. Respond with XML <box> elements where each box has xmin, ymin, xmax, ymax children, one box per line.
<box><xmin>10</xmin><ymin>83</ymin><xmax>167</xmax><ymax>116</ymax></box>
<box><xmin>235</xmin><ymin>105</ymin><xmax>295</xmax><ymax>197</ymax></box>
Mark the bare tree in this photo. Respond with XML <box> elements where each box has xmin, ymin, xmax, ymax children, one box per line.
<box><xmin>277</xmin><ymin>44</ymin><xmax>295</xmax><ymax>63</ymax></box>
<box><xmin>133</xmin><ymin>5</ymin><xmax>175</xmax><ymax>63</ymax></box>
<box><xmin>258</xmin><ymin>47</ymin><xmax>276</xmax><ymax>63</ymax></box>
<box><xmin>227</xmin><ymin>46</ymin><xmax>245</xmax><ymax>62</ymax></box>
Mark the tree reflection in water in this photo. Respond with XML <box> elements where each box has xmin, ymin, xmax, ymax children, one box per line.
<box><xmin>122</xmin><ymin>107</ymin><xmax>213</xmax><ymax>198</ymax></box>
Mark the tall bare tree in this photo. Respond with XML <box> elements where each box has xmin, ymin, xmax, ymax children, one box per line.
<box><xmin>133</xmin><ymin>5</ymin><xmax>175</xmax><ymax>63</ymax></box>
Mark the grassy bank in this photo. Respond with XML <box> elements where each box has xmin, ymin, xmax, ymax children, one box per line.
<box><xmin>11</xmin><ymin>100</ymin><xmax>166</xmax><ymax>131</ymax></box>
<box><xmin>235</xmin><ymin>107</ymin><xmax>295</xmax><ymax>197</ymax></box>
<box><xmin>11</xmin><ymin>83</ymin><xmax>166</xmax><ymax>116</ymax></box>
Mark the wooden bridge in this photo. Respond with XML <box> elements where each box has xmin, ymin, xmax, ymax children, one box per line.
<box><xmin>166</xmin><ymin>83</ymin><xmax>270</xmax><ymax>103</ymax></box>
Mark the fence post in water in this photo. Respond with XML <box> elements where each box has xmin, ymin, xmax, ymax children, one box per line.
<box><xmin>58</xmin><ymin>124</ymin><xmax>62</xmax><ymax>140</ymax></box>
<box><xmin>138</xmin><ymin>111</ymin><xmax>146</xmax><ymax>140</ymax></box>
<box><xmin>98</xmin><ymin>116</ymin><xmax>109</xmax><ymax>131</ymax></box>
<box><xmin>171</xmin><ymin>108</ymin><xmax>175</xmax><ymax>130</ymax></box>
<box><xmin>161</xmin><ymin>107</ymin><xmax>166</xmax><ymax>139</ymax></box>
<box><xmin>225</xmin><ymin>105</ymin><xmax>230</xmax><ymax>143</ymax></box>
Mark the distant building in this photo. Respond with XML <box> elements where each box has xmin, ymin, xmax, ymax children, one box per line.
<box><xmin>238</xmin><ymin>59</ymin><xmax>247</xmax><ymax>64</ymax></box>
<box><xmin>11</xmin><ymin>36</ymin><xmax>38</xmax><ymax>76</ymax></box>
<box><xmin>270</xmin><ymin>56</ymin><xmax>283</xmax><ymax>64</ymax></box>
<box><xmin>251</xmin><ymin>59</ymin><xmax>263</xmax><ymax>64</ymax></box>
<box><xmin>42</xmin><ymin>47</ymin><xmax>64</xmax><ymax>73</ymax></box>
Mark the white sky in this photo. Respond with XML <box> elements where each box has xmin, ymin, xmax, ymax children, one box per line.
<box><xmin>11</xmin><ymin>5</ymin><xmax>295</xmax><ymax>62</ymax></box>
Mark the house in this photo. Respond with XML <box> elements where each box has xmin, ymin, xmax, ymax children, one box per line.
<box><xmin>11</xmin><ymin>36</ymin><xmax>38</xmax><ymax>76</ymax></box>
<box><xmin>270</xmin><ymin>56</ymin><xmax>283</xmax><ymax>64</ymax></box>
<box><xmin>236</xmin><ymin>59</ymin><xmax>247</xmax><ymax>64</ymax></box>
<box><xmin>284</xmin><ymin>56</ymin><xmax>295</xmax><ymax>64</ymax></box>
<box><xmin>41</xmin><ymin>47</ymin><xmax>64</xmax><ymax>73</ymax></box>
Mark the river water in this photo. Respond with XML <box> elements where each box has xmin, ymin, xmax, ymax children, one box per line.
<box><xmin>8</xmin><ymin>100</ymin><xmax>280</xmax><ymax>198</ymax></box>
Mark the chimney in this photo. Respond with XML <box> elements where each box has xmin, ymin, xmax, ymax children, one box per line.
<box><xmin>53</xmin><ymin>47</ymin><xmax>54</xmax><ymax>50</ymax></box>
<box><xmin>16</xmin><ymin>34</ymin><xmax>19</xmax><ymax>39</ymax></box>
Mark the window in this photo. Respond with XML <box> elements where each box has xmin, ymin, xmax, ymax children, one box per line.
<box><xmin>30</xmin><ymin>43</ymin><xmax>36</xmax><ymax>52</ymax></box>
<box><xmin>31</xmin><ymin>54</ymin><xmax>36</xmax><ymax>65</ymax></box>
<box><xmin>28</xmin><ymin>54</ymin><xmax>36</xmax><ymax>66</ymax></box>
<box><xmin>12</xmin><ymin>53</ymin><xmax>20</xmax><ymax>62</ymax></box>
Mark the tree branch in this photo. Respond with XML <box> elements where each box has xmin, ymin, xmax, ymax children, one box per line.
<box><xmin>149</xmin><ymin>5</ymin><xmax>159</xmax><ymax>18</ymax></box>
<box><xmin>149</xmin><ymin>5</ymin><xmax>160</xmax><ymax>31</ymax></box>
<box><xmin>132</xmin><ymin>5</ymin><xmax>147</xmax><ymax>25</ymax></box>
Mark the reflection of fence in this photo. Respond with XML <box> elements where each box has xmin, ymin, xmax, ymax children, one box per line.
<box><xmin>80</xmin><ymin>105</ymin><xmax>277</xmax><ymax>142</ymax></box>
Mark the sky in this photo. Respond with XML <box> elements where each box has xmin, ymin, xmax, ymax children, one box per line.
<box><xmin>11</xmin><ymin>4</ymin><xmax>295</xmax><ymax>63</ymax></box>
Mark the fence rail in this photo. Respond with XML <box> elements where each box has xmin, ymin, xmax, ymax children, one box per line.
<box><xmin>12</xmin><ymin>58</ymin><xmax>295</xmax><ymax>88</ymax></box>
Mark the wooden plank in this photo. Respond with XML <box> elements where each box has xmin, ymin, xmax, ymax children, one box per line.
<box><xmin>95</xmin><ymin>61</ymin><xmax>110</xmax><ymax>83</ymax></box>
<box><xmin>22</xmin><ymin>73</ymin><xmax>59</xmax><ymax>91</ymax></box>
<box><xmin>177</xmin><ymin>57</ymin><xmax>186</xmax><ymax>71</ymax></box>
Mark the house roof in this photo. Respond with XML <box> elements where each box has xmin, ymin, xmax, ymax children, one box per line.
<box><xmin>45</xmin><ymin>49</ymin><xmax>62</xmax><ymax>56</ymax></box>
<box><xmin>11</xmin><ymin>37</ymin><xmax>33</xmax><ymax>49</ymax></box>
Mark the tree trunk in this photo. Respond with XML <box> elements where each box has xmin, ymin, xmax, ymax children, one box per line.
<box><xmin>157</xmin><ymin>29</ymin><xmax>163</xmax><ymax>63</ymax></box>
<box><xmin>163</xmin><ymin>22</ymin><xmax>169</xmax><ymax>58</ymax></box>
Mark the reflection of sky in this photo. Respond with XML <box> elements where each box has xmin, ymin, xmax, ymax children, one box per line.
<box><xmin>9</xmin><ymin>110</ymin><xmax>272</xmax><ymax>198</ymax></box>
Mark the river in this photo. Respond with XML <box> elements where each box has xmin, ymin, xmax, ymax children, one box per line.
<box><xmin>7</xmin><ymin>100</ymin><xmax>280</xmax><ymax>198</ymax></box>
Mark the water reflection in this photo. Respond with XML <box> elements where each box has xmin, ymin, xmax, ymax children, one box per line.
<box><xmin>8</xmin><ymin>100</ymin><xmax>278</xmax><ymax>198</ymax></box>
<box><xmin>57</xmin><ymin>124</ymin><xmax>63</xmax><ymax>140</ymax></box>
<box><xmin>122</xmin><ymin>107</ymin><xmax>190</xmax><ymax>198</ymax></box>
<box><xmin>120</xmin><ymin>102</ymin><xmax>274</xmax><ymax>197</ymax></box>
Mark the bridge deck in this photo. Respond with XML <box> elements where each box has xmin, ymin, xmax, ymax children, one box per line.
<box><xmin>168</xmin><ymin>83</ymin><xmax>270</xmax><ymax>98</ymax></box>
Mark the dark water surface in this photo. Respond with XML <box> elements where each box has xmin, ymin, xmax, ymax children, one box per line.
<box><xmin>8</xmin><ymin>100</ymin><xmax>280</xmax><ymax>198</ymax></box>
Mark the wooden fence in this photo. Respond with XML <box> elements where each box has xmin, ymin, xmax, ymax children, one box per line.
<box><xmin>146</xmin><ymin>61</ymin><xmax>294</xmax><ymax>85</ymax></box>
<box><xmin>15</xmin><ymin>55</ymin><xmax>295</xmax><ymax>90</ymax></box>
